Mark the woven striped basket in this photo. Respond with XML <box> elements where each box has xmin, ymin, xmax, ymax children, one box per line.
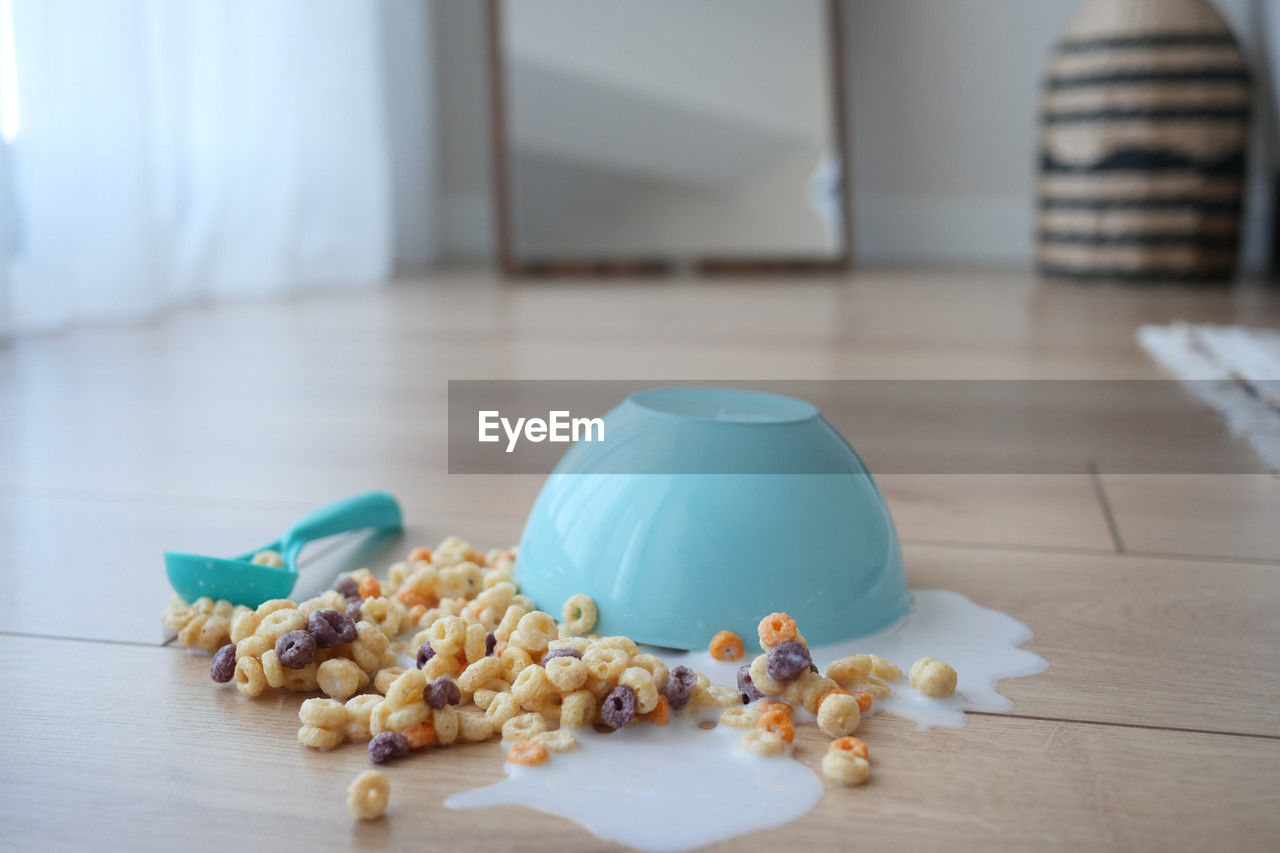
<box><xmin>1038</xmin><ymin>0</ymin><xmax>1250</xmax><ymax>281</ymax></box>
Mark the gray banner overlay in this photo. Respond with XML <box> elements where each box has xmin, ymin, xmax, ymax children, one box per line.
<box><xmin>448</xmin><ymin>380</ymin><xmax>1278</xmax><ymax>474</ymax></box>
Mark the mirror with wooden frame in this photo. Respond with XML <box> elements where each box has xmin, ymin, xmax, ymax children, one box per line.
<box><xmin>487</xmin><ymin>0</ymin><xmax>851</xmax><ymax>275</ymax></box>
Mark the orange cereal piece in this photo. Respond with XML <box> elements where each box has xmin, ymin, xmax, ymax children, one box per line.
<box><xmin>756</xmin><ymin>709</ymin><xmax>795</xmax><ymax>744</ymax></box>
<box><xmin>408</xmin><ymin>547</ymin><xmax>433</xmax><ymax>564</ymax></box>
<box><xmin>756</xmin><ymin>700</ymin><xmax>793</xmax><ymax>718</ymax></box>
<box><xmin>493</xmin><ymin>640</ymin><xmax>508</xmax><ymax>656</ymax></box>
<box><xmin>757</xmin><ymin>612</ymin><xmax>797</xmax><ymax>648</ymax></box>
<box><xmin>648</xmin><ymin>695</ymin><xmax>670</xmax><ymax>726</ymax></box>
<box><xmin>506</xmin><ymin>740</ymin><xmax>549</xmax><ymax>766</ymax></box>
<box><xmin>395</xmin><ymin>587</ymin><xmax>430</xmax><ymax>609</ymax></box>
<box><xmin>409</xmin><ymin>604</ymin><xmax>427</xmax><ymax>623</ymax></box>
<box><xmin>358</xmin><ymin>576</ymin><xmax>382</xmax><ymax>600</ymax></box>
<box><xmin>473</xmin><ymin>553</ymin><xmax>486</xmax><ymax>567</ymax></box>
<box><xmin>709</xmin><ymin>630</ymin><xmax>745</xmax><ymax>662</ymax></box>
<box><xmin>829</xmin><ymin>736</ymin><xmax>868</xmax><ymax>759</ymax></box>
<box><xmin>852</xmin><ymin>691</ymin><xmax>873</xmax><ymax>713</ymax></box>
<box><xmin>404</xmin><ymin>720</ymin><xmax>437</xmax><ymax>749</ymax></box>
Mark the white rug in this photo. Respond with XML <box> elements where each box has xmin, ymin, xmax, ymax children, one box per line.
<box><xmin>1138</xmin><ymin>323</ymin><xmax>1280</xmax><ymax>472</ymax></box>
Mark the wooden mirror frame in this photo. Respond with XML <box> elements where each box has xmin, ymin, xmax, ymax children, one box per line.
<box><xmin>485</xmin><ymin>0</ymin><xmax>853</xmax><ymax>276</ymax></box>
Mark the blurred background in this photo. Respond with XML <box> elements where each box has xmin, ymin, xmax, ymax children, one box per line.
<box><xmin>1</xmin><ymin>0</ymin><xmax>1278</xmax><ymax>335</ymax></box>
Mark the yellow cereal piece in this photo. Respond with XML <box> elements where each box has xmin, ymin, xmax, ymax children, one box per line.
<box><xmin>317</xmin><ymin>658</ymin><xmax>370</xmax><ymax>701</ymax></box>
<box><xmin>373</xmin><ymin>667</ymin><xmax>406</xmax><ymax>695</ymax></box>
<box><xmin>825</xmin><ymin>654</ymin><xmax>873</xmax><ymax>684</ymax></box>
<box><xmin>459</xmin><ymin>710</ymin><xmax>495</xmax><ymax>742</ymax></box>
<box><xmin>512</xmin><ymin>665</ymin><xmax>554</xmax><ymax>708</ymax></box>
<box><xmin>233</xmin><ymin>656</ymin><xmax>267</xmax><ymax>697</ymax></box>
<box><xmin>298</xmin><ymin>725</ymin><xmax>344</xmax><ymax>750</ymax></box>
<box><xmin>619</xmin><ymin>667</ymin><xmax>659</xmax><ymax>714</ymax></box>
<box><xmin>229</xmin><ymin>608</ymin><xmax>262</xmax><ymax>643</ymax></box>
<box><xmin>532</xmin><ymin>729</ymin><xmax>578</xmax><ymax>753</ymax></box>
<box><xmin>502</xmin><ymin>712</ymin><xmax>548</xmax><ymax>743</ymax></box>
<box><xmin>510</xmin><ymin>611</ymin><xmax>558</xmax><ymax>656</ymax></box>
<box><xmin>719</xmin><ymin>706</ymin><xmax>764</xmax><ymax>729</ymax></box>
<box><xmin>561</xmin><ymin>594</ymin><xmax>598</xmax><ymax>635</ymax></box>
<box><xmin>559</xmin><ymin>690</ymin><xmax>596</xmax><ymax>729</ymax></box>
<box><xmin>485</xmin><ymin>692</ymin><xmax>521</xmax><ymax>728</ymax></box>
<box><xmin>909</xmin><ymin>657</ymin><xmax>958</xmax><ymax>698</ymax></box>
<box><xmin>582</xmin><ymin>646</ymin><xmax>629</xmax><ymax>682</ymax></box>
<box><xmin>494</xmin><ymin>604</ymin><xmax>527</xmax><ymax>642</ymax></box>
<box><xmin>737</xmin><ymin>729</ymin><xmax>787</xmax><ymax>757</ymax></box>
<box><xmin>254</xmin><ymin>608</ymin><xmax>306</xmax><ymax>643</ymax></box>
<box><xmin>464</xmin><ymin>622</ymin><xmax>489</xmax><ymax>664</ymax></box>
<box><xmin>434</xmin><ymin>706</ymin><xmax>460</xmax><ymax>745</ymax></box>
<box><xmin>822</xmin><ymin>751</ymin><xmax>870</xmax><ymax>786</ymax></box>
<box><xmin>343</xmin><ymin>695</ymin><xmax>383</xmax><ymax>742</ymax></box>
<box><xmin>869</xmin><ymin>655</ymin><xmax>903</xmax><ymax>682</ymax></box>
<box><xmin>259</xmin><ymin>650</ymin><xmax>287</xmax><ymax>688</ymax></box>
<box><xmin>544</xmin><ymin>656</ymin><xmax>589</xmax><ymax>693</ymax></box>
<box><xmin>347</xmin><ymin>770</ymin><xmax>390</xmax><ymax>820</ymax></box>
<box><xmin>459</xmin><ymin>657</ymin><xmax>503</xmax><ymax>692</ymax></box>
<box><xmin>628</xmin><ymin>653</ymin><xmax>670</xmax><ymax>691</ymax></box>
<box><xmin>748</xmin><ymin>654</ymin><xmax>784</xmax><ymax>696</ymax></box>
<box><xmin>816</xmin><ymin>692</ymin><xmax>860</xmax><ymax>738</ymax></box>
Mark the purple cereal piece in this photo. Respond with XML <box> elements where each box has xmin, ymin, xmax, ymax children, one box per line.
<box><xmin>737</xmin><ymin>665</ymin><xmax>764</xmax><ymax>702</ymax></box>
<box><xmin>485</xmin><ymin>631</ymin><xmax>497</xmax><ymax>656</ymax></box>
<box><xmin>766</xmin><ymin>640</ymin><xmax>812</xmax><ymax>683</ymax></box>
<box><xmin>307</xmin><ymin>609</ymin><xmax>356</xmax><ymax>649</ymax></box>
<box><xmin>424</xmin><ymin>676</ymin><xmax>461</xmax><ymax>710</ymax></box>
<box><xmin>275</xmin><ymin>630</ymin><xmax>317</xmax><ymax>669</ymax></box>
<box><xmin>368</xmin><ymin>731</ymin><xmax>409</xmax><ymax>764</ymax></box>
<box><xmin>345</xmin><ymin>598</ymin><xmax>362</xmax><ymax>623</ymax></box>
<box><xmin>540</xmin><ymin>648</ymin><xmax>583</xmax><ymax>666</ymax></box>
<box><xmin>210</xmin><ymin>644</ymin><xmax>236</xmax><ymax>683</ymax></box>
<box><xmin>600</xmin><ymin>685</ymin><xmax>638</xmax><ymax>729</ymax></box>
<box><xmin>331</xmin><ymin>576</ymin><xmax>360</xmax><ymax>598</ymax></box>
<box><xmin>810</xmin><ymin>663</ymin><xmax>819</xmax><ymax>673</ymax></box>
<box><xmin>416</xmin><ymin>642</ymin><xmax>436</xmax><ymax>669</ymax></box>
<box><xmin>662</xmin><ymin>665</ymin><xmax>697</xmax><ymax>712</ymax></box>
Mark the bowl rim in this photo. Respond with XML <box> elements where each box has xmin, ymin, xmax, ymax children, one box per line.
<box><xmin>626</xmin><ymin>387</ymin><xmax>820</xmax><ymax>426</ymax></box>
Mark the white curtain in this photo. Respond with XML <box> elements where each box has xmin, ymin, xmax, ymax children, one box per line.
<box><xmin>1</xmin><ymin>0</ymin><xmax>403</xmax><ymax>336</ymax></box>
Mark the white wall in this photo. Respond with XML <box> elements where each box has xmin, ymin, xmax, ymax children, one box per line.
<box><xmin>430</xmin><ymin>0</ymin><xmax>1278</xmax><ymax>271</ymax></box>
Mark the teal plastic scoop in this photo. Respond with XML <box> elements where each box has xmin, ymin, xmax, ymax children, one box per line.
<box><xmin>164</xmin><ymin>491</ymin><xmax>403</xmax><ymax>608</ymax></box>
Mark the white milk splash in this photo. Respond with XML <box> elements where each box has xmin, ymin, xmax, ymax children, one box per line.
<box><xmin>446</xmin><ymin>589</ymin><xmax>1048</xmax><ymax>850</ymax></box>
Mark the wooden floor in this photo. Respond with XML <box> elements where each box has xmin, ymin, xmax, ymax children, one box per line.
<box><xmin>2</xmin><ymin>269</ymin><xmax>1279</xmax><ymax>850</ymax></box>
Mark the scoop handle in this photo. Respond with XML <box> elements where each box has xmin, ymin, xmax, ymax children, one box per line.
<box><xmin>282</xmin><ymin>491</ymin><xmax>403</xmax><ymax>561</ymax></box>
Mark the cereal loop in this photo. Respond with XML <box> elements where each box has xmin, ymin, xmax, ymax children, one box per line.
<box><xmin>829</xmin><ymin>736</ymin><xmax>869</xmax><ymax>759</ymax></box>
<box><xmin>506</xmin><ymin>740</ymin><xmax>549</xmax><ymax>767</ymax></box>
<box><xmin>756</xmin><ymin>709</ymin><xmax>795</xmax><ymax>744</ymax></box>
<box><xmin>852</xmin><ymin>691</ymin><xmax>874</xmax><ymax>713</ymax></box>
<box><xmin>347</xmin><ymin>770</ymin><xmax>390</xmax><ymax>820</ymax></box>
<box><xmin>756</xmin><ymin>700</ymin><xmax>793</xmax><ymax>718</ymax></box>
<box><xmin>357</xmin><ymin>576</ymin><xmax>382</xmax><ymax>600</ymax></box>
<box><xmin>561</xmin><ymin>594</ymin><xmax>598</xmax><ymax>635</ymax></box>
<box><xmin>403</xmin><ymin>720</ymin><xmax>437</xmax><ymax>749</ymax></box>
<box><xmin>648</xmin><ymin>695</ymin><xmax>670</xmax><ymax>726</ymax></box>
<box><xmin>757</xmin><ymin>612</ymin><xmax>798</xmax><ymax>649</ymax></box>
<box><xmin>709</xmin><ymin>630</ymin><xmax>745</xmax><ymax>662</ymax></box>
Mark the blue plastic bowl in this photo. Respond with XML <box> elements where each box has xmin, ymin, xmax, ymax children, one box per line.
<box><xmin>516</xmin><ymin>388</ymin><xmax>908</xmax><ymax>650</ymax></box>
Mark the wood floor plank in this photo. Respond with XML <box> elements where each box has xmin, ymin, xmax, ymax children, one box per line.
<box><xmin>0</xmin><ymin>635</ymin><xmax>1274</xmax><ymax>852</ymax></box>
<box><xmin>1099</xmin><ymin>474</ymin><xmax>1280</xmax><ymax>562</ymax></box>
<box><xmin>2</xmin><ymin>488</ymin><xmax>1275</xmax><ymax>737</ymax></box>
<box><xmin>0</xmin><ymin>493</ymin><xmax>523</xmax><ymax>644</ymax></box>
<box><xmin>905</xmin><ymin>542</ymin><xmax>1280</xmax><ymax>737</ymax></box>
<box><xmin>880</xmin><ymin>474</ymin><xmax>1116</xmax><ymax>552</ymax></box>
